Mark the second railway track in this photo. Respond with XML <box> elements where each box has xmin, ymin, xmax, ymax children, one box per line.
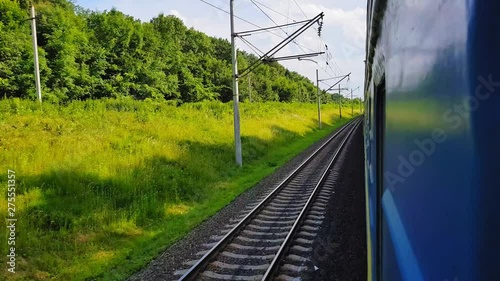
<box><xmin>178</xmin><ymin>118</ymin><xmax>362</xmax><ymax>281</ymax></box>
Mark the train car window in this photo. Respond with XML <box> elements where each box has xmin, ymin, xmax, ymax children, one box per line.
<box><xmin>375</xmin><ymin>75</ymin><xmax>386</xmax><ymax>281</ymax></box>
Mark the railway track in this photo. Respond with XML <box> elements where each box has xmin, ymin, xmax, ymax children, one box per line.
<box><xmin>177</xmin><ymin>118</ymin><xmax>362</xmax><ymax>281</ymax></box>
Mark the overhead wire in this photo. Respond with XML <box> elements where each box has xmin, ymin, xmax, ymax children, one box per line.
<box><xmin>250</xmin><ymin>0</ymin><xmax>287</xmax><ymax>36</ymax></box>
<box><xmin>321</xmin><ymin>38</ymin><xmax>343</xmax><ymax>75</ymax></box>
<box><xmin>318</xmin><ymin>42</ymin><xmax>338</xmax><ymax>77</ymax></box>
<box><xmin>198</xmin><ymin>0</ymin><xmax>317</xmax><ymax>54</ymax></box>
<box><xmin>198</xmin><ymin>0</ymin><xmax>346</xmax><ymax>85</ymax></box>
<box><xmin>290</xmin><ymin>0</ymin><xmax>345</xmax><ymax>79</ymax></box>
<box><xmin>237</xmin><ymin>19</ymin><xmax>309</xmax><ymax>36</ymax></box>
<box><xmin>325</xmin><ymin>44</ymin><xmax>342</xmax><ymax>73</ymax></box>
<box><xmin>198</xmin><ymin>0</ymin><xmax>256</xmax><ymax>28</ymax></box>
<box><xmin>253</xmin><ymin>0</ymin><xmax>297</xmax><ymax>23</ymax></box>
<box><xmin>249</xmin><ymin>0</ymin><xmax>312</xmax><ymax>56</ymax></box>
<box><xmin>323</xmin><ymin>43</ymin><xmax>343</xmax><ymax>76</ymax></box>
<box><xmin>250</xmin><ymin>0</ymin><xmax>323</xmax><ymax>58</ymax></box>
<box><xmin>318</xmin><ymin>38</ymin><xmax>339</xmax><ymax>76</ymax></box>
<box><xmin>255</xmin><ymin>0</ymin><xmax>344</xmax><ymax>78</ymax></box>
<box><xmin>286</xmin><ymin>0</ymin><xmax>290</xmax><ymax>34</ymax></box>
<box><xmin>239</xmin><ymin>36</ymin><xmax>265</xmax><ymax>55</ymax></box>
<box><xmin>292</xmin><ymin>0</ymin><xmax>308</xmax><ymax>19</ymax></box>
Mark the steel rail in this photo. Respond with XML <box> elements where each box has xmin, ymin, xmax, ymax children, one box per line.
<box><xmin>261</xmin><ymin>118</ymin><xmax>362</xmax><ymax>280</ymax></box>
<box><xmin>178</xmin><ymin>117</ymin><xmax>359</xmax><ymax>281</ymax></box>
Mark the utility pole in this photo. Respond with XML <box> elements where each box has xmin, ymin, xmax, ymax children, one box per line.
<box><xmin>351</xmin><ymin>89</ymin><xmax>353</xmax><ymax>116</ymax></box>
<box><xmin>30</xmin><ymin>5</ymin><xmax>42</xmax><ymax>104</ymax></box>
<box><xmin>350</xmin><ymin>86</ymin><xmax>360</xmax><ymax>116</ymax></box>
<box><xmin>316</xmin><ymin>69</ymin><xmax>321</xmax><ymax>129</ymax></box>
<box><xmin>248</xmin><ymin>73</ymin><xmax>252</xmax><ymax>102</ymax></box>
<box><xmin>230</xmin><ymin>0</ymin><xmax>242</xmax><ymax>166</ymax></box>
<box><xmin>338</xmin><ymin>84</ymin><xmax>342</xmax><ymax>119</ymax></box>
<box><xmin>297</xmin><ymin>58</ymin><xmax>321</xmax><ymax>128</ymax></box>
<box><xmin>227</xmin><ymin>7</ymin><xmax>323</xmax><ymax>166</ymax></box>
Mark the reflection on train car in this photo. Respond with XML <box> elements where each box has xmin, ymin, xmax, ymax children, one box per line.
<box><xmin>364</xmin><ymin>0</ymin><xmax>500</xmax><ymax>280</ymax></box>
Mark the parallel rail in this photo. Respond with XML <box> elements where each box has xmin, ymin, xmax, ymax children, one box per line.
<box><xmin>263</xmin><ymin>118</ymin><xmax>361</xmax><ymax>280</ymax></box>
<box><xmin>179</xmin><ymin>118</ymin><xmax>361</xmax><ymax>281</ymax></box>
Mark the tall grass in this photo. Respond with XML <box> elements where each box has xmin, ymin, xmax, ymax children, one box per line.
<box><xmin>0</xmin><ymin>98</ymin><xmax>361</xmax><ymax>280</ymax></box>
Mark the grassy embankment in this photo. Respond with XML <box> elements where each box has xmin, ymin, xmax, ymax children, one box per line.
<box><xmin>0</xmin><ymin>98</ymin><xmax>361</xmax><ymax>280</ymax></box>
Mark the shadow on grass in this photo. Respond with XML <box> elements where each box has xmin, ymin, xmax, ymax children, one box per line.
<box><xmin>18</xmin><ymin>125</ymin><xmax>305</xmax><ymax>234</ymax></box>
<box><xmin>4</xmin><ymin>122</ymin><xmax>348</xmax><ymax>279</ymax></box>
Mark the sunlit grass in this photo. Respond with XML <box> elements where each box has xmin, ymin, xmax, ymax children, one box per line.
<box><xmin>0</xmin><ymin>98</ymin><xmax>361</xmax><ymax>280</ymax></box>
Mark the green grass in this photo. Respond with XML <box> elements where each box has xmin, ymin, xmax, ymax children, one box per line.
<box><xmin>0</xmin><ymin>98</ymin><xmax>361</xmax><ymax>280</ymax></box>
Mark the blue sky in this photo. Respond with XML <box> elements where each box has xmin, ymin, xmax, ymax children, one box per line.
<box><xmin>76</xmin><ymin>0</ymin><xmax>366</xmax><ymax>98</ymax></box>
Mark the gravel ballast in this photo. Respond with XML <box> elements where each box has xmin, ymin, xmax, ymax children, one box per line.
<box><xmin>309</xmin><ymin>121</ymin><xmax>367</xmax><ymax>281</ymax></box>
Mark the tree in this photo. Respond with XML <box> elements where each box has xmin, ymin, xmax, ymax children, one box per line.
<box><xmin>0</xmin><ymin>0</ymin><xmax>322</xmax><ymax>104</ymax></box>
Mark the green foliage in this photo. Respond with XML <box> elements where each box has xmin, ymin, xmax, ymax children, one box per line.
<box><xmin>0</xmin><ymin>99</ymin><xmax>361</xmax><ymax>280</ymax></box>
<box><xmin>0</xmin><ymin>0</ymin><xmax>344</xmax><ymax>104</ymax></box>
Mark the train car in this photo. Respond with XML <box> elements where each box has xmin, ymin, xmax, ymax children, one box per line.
<box><xmin>364</xmin><ymin>0</ymin><xmax>500</xmax><ymax>280</ymax></box>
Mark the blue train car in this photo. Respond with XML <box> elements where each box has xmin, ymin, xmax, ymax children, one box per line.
<box><xmin>364</xmin><ymin>0</ymin><xmax>500</xmax><ymax>280</ymax></box>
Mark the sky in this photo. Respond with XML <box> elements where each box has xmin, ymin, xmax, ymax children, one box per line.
<box><xmin>76</xmin><ymin>0</ymin><xmax>367</xmax><ymax>98</ymax></box>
